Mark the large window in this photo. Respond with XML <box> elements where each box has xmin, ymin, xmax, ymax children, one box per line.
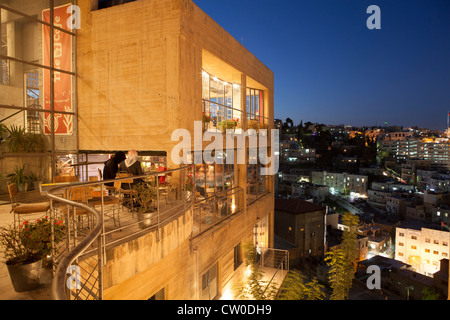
<box><xmin>194</xmin><ymin>151</ymin><xmax>235</xmax><ymax>199</ymax></box>
<box><xmin>0</xmin><ymin>2</ymin><xmax>77</xmax><ymax>192</ymax></box>
<box><xmin>202</xmin><ymin>71</ymin><xmax>242</xmax><ymax>132</ymax></box>
<box><xmin>246</xmin><ymin>88</ymin><xmax>267</xmax><ymax>126</ymax></box>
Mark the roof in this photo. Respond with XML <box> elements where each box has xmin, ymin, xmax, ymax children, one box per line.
<box><xmin>275</xmin><ymin>198</ymin><xmax>326</xmax><ymax>215</ymax></box>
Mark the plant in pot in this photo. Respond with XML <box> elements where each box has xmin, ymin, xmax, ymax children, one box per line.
<box><xmin>5</xmin><ymin>125</ymin><xmax>27</xmax><ymax>153</ymax></box>
<box><xmin>27</xmin><ymin>172</ymin><xmax>42</xmax><ymax>191</ymax></box>
<box><xmin>0</xmin><ymin>217</ymin><xmax>65</xmax><ymax>292</ymax></box>
<box><xmin>202</xmin><ymin>112</ymin><xmax>211</xmax><ymax>132</ymax></box>
<box><xmin>0</xmin><ymin>123</ymin><xmax>8</xmax><ymax>148</ymax></box>
<box><xmin>218</xmin><ymin>118</ymin><xmax>239</xmax><ymax>133</ymax></box>
<box><xmin>248</xmin><ymin>119</ymin><xmax>261</xmax><ymax>132</ymax></box>
<box><xmin>134</xmin><ymin>181</ymin><xmax>157</xmax><ymax>229</ymax></box>
<box><xmin>24</xmin><ymin>132</ymin><xmax>46</xmax><ymax>152</ymax></box>
<box><xmin>7</xmin><ymin>165</ymin><xmax>32</xmax><ymax>193</ymax></box>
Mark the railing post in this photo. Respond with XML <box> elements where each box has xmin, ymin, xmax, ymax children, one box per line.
<box><xmin>100</xmin><ymin>183</ymin><xmax>106</xmax><ymax>266</ymax></box>
<box><xmin>97</xmin><ymin>232</ymin><xmax>103</xmax><ymax>300</ymax></box>
<box><xmin>156</xmin><ymin>173</ymin><xmax>160</xmax><ymax>241</ymax></box>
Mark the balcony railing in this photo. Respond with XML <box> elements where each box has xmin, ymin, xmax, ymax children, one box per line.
<box><xmin>247</xmin><ymin>176</ymin><xmax>272</xmax><ymax>206</ymax></box>
<box><xmin>259</xmin><ymin>248</ymin><xmax>289</xmax><ymax>298</ymax></box>
<box><xmin>43</xmin><ymin>165</ymin><xmax>194</xmax><ymax>300</ymax></box>
<box><xmin>193</xmin><ymin>186</ymin><xmax>243</xmax><ymax>235</ymax></box>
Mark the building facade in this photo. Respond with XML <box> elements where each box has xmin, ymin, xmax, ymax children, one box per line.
<box><xmin>311</xmin><ymin>171</ymin><xmax>368</xmax><ymax>197</ymax></box>
<box><xmin>395</xmin><ymin>221</ymin><xmax>450</xmax><ymax>277</ymax></box>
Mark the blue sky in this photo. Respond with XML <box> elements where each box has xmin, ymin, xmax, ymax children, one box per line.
<box><xmin>193</xmin><ymin>0</ymin><xmax>450</xmax><ymax>130</ymax></box>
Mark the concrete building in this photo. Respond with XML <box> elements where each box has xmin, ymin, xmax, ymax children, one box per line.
<box><xmin>357</xmin><ymin>255</ymin><xmax>448</xmax><ymax>300</ymax></box>
<box><xmin>0</xmin><ymin>0</ymin><xmax>278</xmax><ymax>300</ymax></box>
<box><xmin>311</xmin><ymin>171</ymin><xmax>368</xmax><ymax>197</ymax></box>
<box><xmin>275</xmin><ymin>199</ymin><xmax>326</xmax><ymax>262</ymax></box>
<box><xmin>395</xmin><ymin>220</ymin><xmax>450</xmax><ymax>277</ymax></box>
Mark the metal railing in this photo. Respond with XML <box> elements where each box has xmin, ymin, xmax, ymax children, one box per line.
<box><xmin>260</xmin><ymin>248</ymin><xmax>289</xmax><ymax>299</ymax></box>
<box><xmin>193</xmin><ymin>186</ymin><xmax>243</xmax><ymax>235</ymax></box>
<box><xmin>247</xmin><ymin>176</ymin><xmax>272</xmax><ymax>206</ymax></box>
<box><xmin>43</xmin><ymin>165</ymin><xmax>194</xmax><ymax>300</ymax></box>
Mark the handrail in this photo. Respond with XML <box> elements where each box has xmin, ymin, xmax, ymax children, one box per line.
<box><xmin>46</xmin><ymin>194</ymin><xmax>102</xmax><ymax>300</ymax></box>
<box><xmin>43</xmin><ymin>165</ymin><xmax>193</xmax><ymax>300</ymax></box>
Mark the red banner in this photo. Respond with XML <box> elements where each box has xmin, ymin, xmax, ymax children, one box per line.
<box><xmin>42</xmin><ymin>4</ymin><xmax>73</xmax><ymax>135</ymax></box>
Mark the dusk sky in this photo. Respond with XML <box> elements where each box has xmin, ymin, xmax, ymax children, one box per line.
<box><xmin>193</xmin><ymin>0</ymin><xmax>450</xmax><ymax>131</ymax></box>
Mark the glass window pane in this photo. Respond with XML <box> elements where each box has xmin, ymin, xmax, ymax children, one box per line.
<box><xmin>260</xmin><ymin>92</ymin><xmax>264</xmax><ymax>118</ymax></box>
<box><xmin>217</xmin><ymin>80</ymin><xmax>224</xmax><ymax>106</ymax></box>
<box><xmin>202</xmin><ymin>71</ymin><xmax>209</xmax><ymax>100</ymax></box>
<box><xmin>210</xmin><ymin>76</ymin><xmax>218</xmax><ymax>103</ymax></box>
<box><xmin>224</xmin><ymin>82</ymin><xmax>232</xmax><ymax>108</ymax></box>
<box><xmin>254</xmin><ymin>91</ymin><xmax>260</xmax><ymax>117</ymax></box>
<box><xmin>246</xmin><ymin>88</ymin><xmax>251</xmax><ymax>114</ymax></box>
<box><xmin>232</xmin><ymin>84</ymin><xmax>241</xmax><ymax>111</ymax></box>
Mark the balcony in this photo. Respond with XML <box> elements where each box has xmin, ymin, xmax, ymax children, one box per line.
<box><xmin>0</xmin><ymin>166</ymin><xmax>279</xmax><ymax>300</ymax></box>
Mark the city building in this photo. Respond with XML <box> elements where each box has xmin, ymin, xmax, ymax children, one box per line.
<box><xmin>275</xmin><ymin>199</ymin><xmax>326</xmax><ymax>263</ymax></box>
<box><xmin>357</xmin><ymin>255</ymin><xmax>448</xmax><ymax>300</ymax></box>
<box><xmin>311</xmin><ymin>171</ymin><xmax>368</xmax><ymax>197</ymax></box>
<box><xmin>0</xmin><ymin>0</ymin><xmax>279</xmax><ymax>300</ymax></box>
<box><xmin>395</xmin><ymin>220</ymin><xmax>450</xmax><ymax>277</ymax></box>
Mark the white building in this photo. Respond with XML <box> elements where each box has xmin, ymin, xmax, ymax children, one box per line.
<box><xmin>395</xmin><ymin>221</ymin><xmax>450</xmax><ymax>277</ymax></box>
<box><xmin>311</xmin><ymin>171</ymin><xmax>368</xmax><ymax>197</ymax></box>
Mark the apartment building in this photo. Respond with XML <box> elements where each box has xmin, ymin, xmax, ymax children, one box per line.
<box><xmin>311</xmin><ymin>171</ymin><xmax>368</xmax><ymax>197</ymax></box>
<box><xmin>378</xmin><ymin>134</ymin><xmax>450</xmax><ymax>169</ymax></box>
<box><xmin>0</xmin><ymin>0</ymin><xmax>277</xmax><ymax>300</ymax></box>
<box><xmin>275</xmin><ymin>199</ymin><xmax>326</xmax><ymax>262</ymax></box>
<box><xmin>395</xmin><ymin>220</ymin><xmax>450</xmax><ymax>277</ymax></box>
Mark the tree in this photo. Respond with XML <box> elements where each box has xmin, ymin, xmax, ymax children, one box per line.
<box><xmin>324</xmin><ymin>212</ymin><xmax>360</xmax><ymax>300</ymax></box>
<box><xmin>234</xmin><ymin>243</ymin><xmax>278</xmax><ymax>300</ymax></box>
<box><xmin>278</xmin><ymin>269</ymin><xmax>325</xmax><ymax>300</ymax></box>
<box><xmin>421</xmin><ymin>287</ymin><xmax>441</xmax><ymax>300</ymax></box>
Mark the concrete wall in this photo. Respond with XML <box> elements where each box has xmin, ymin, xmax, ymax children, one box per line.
<box><xmin>100</xmin><ymin>193</ymin><xmax>273</xmax><ymax>300</ymax></box>
<box><xmin>76</xmin><ymin>0</ymin><xmax>274</xmax><ymax>155</ymax></box>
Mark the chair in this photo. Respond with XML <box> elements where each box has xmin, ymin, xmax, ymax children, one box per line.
<box><xmin>99</xmin><ymin>168</ymin><xmax>118</xmax><ymax>196</ymax></box>
<box><xmin>158</xmin><ymin>166</ymin><xmax>167</xmax><ymax>184</ymax></box>
<box><xmin>88</xmin><ymin>186</ymin><xmax>122</xmax><ymax>228</ymax></box>
<box><xmin>60</xmin><ymin>187</ymin><xmax>95</xmax><ymax>232</ymax></box>
<box><xmin>156</xmin><ymin>167</ymin><xmax>173</xmax><ymax>204</ymax></box>
<box><xmin>114</xmin><ymin>175</ymin><xmax>139</xmax><ymax>213</ymax></box>
<box><xmin>7</xmin><ymin>182</ymin><xmax>50</xmax><ymax>230</ymax></box>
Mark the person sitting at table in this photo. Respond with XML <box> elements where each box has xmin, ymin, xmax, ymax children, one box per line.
<box><xmin>103</xmin><ymin>151</ymin><xmax>126</xmax><ymax>187</ymax></box>
<box><xmin>119</xmin><ymin>150</ymin><xmax>144</xmax><ymax>187</ymax></box>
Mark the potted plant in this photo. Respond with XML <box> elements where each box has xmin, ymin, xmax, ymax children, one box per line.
<box><xmin>202</xmin><ymin>111</ymin><xmax>211</xmax><ymax>132</ymax></box>
<box><xmin>24</xmin><ymin>133</ymin><xmax>46</xmax><ymax>152</ymax></box>
<box><xmin>134</xmin><ymin>181</ymin><xmax>157</xmax><ymax>229</ymax></box>
<box><xmin>27</xmin><ymin>172</ymin><xmax>42</xmax><ymax>191</ymax></box>
<box><xmin>248</xmin><ymin>119</ymin><xmax>261</xmax><ymax>132</ymax></box>
<box><xmin>0</xmin><ymin>123</ymin><xmax>8</xmax><ymax>149</ymax></box>
<box><xmin>0</xmin><ymin>217</ymin><xmax>65</xmax><ymax>292</ymax></box>
<box><xmin>218</xmin><ymin>118</ymin><xmax>240</xmax><ymax>133</ymax></box>
<box><xmin>7</xmin><ymin>165</ymin><xmax>32</xmax><ymax>193</ymax></box>
<box><xmin>5</xmin><ymin>125</ymin><xmax>27</xmax><ymax>153</ymax></box>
